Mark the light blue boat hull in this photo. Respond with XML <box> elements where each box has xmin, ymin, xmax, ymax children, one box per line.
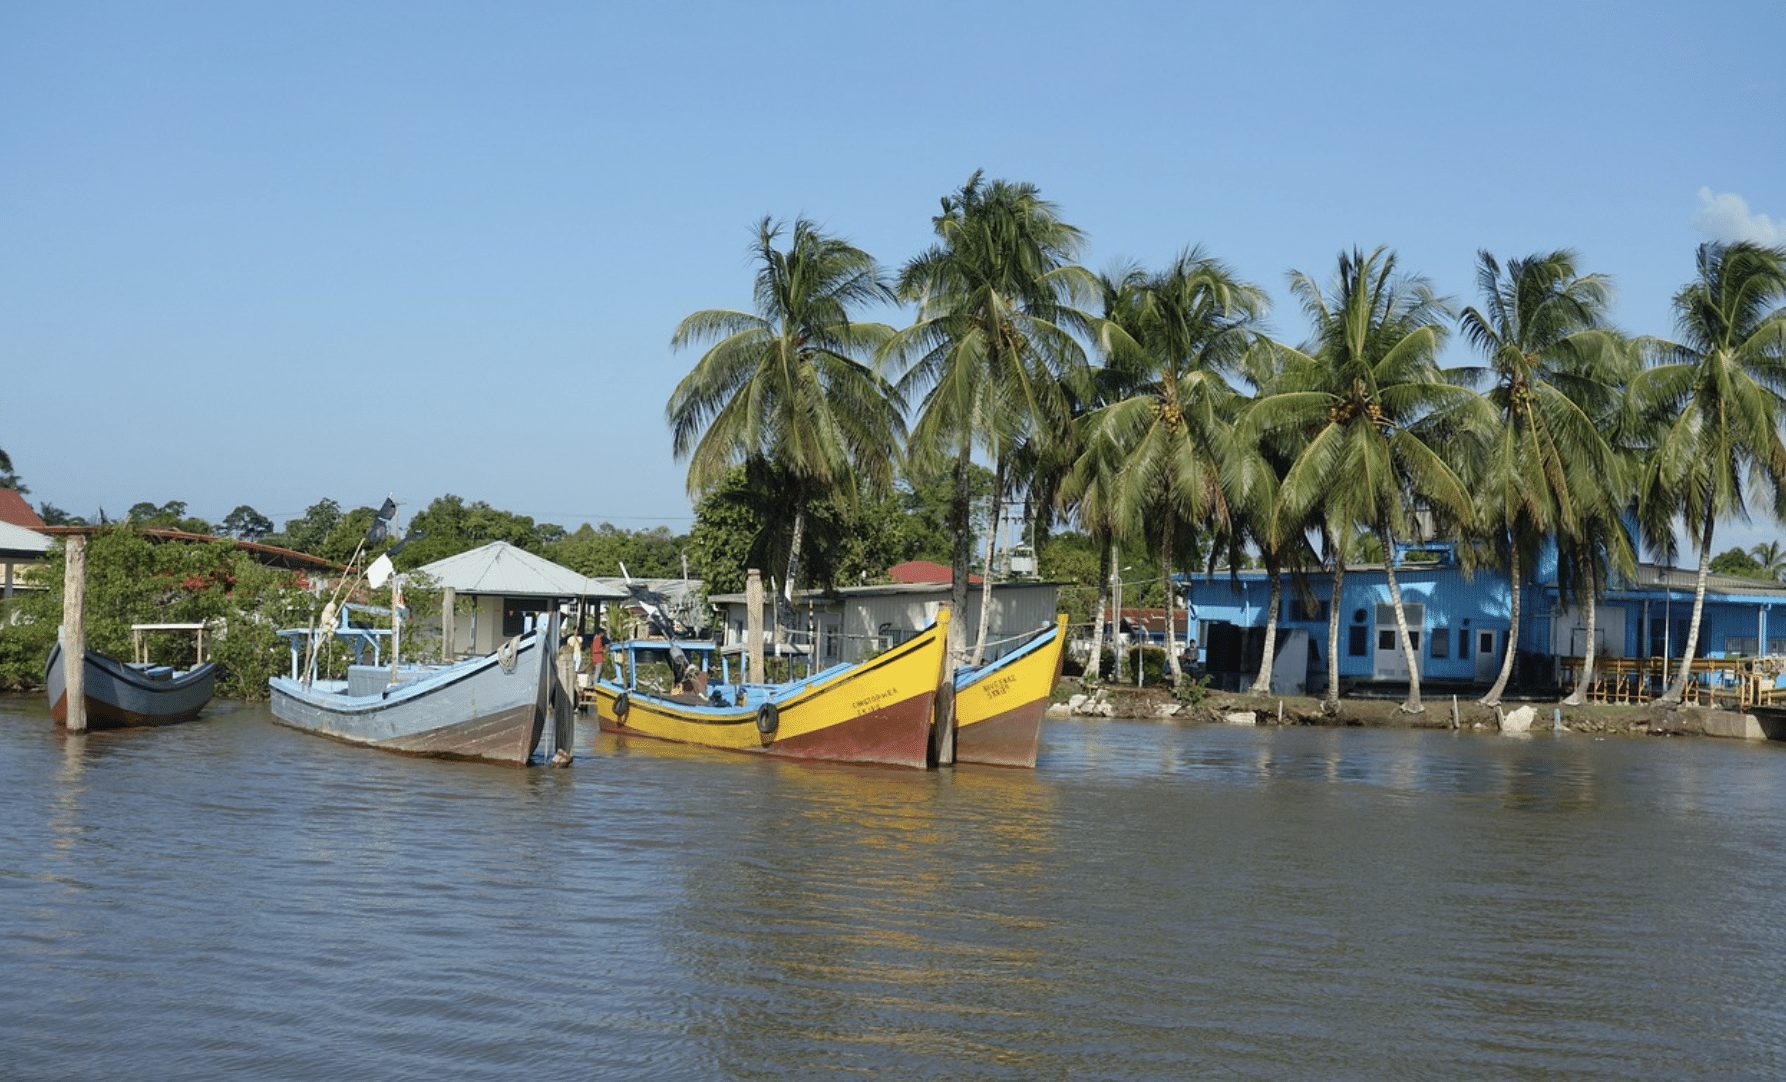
<box><xmin>269</xmin><ymin>616</ymin><xmax>559</xmax><ymax>766</ymax></box>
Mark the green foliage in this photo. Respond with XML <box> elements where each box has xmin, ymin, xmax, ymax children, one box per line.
<box><xmin>685</xmin><ymin>463</ymin><xmax>998</xmax><ymax>597</ymax></box>
<box><xmin>274</xmin><ymin>499</ymin><xmax>343</xmax><ymax>555</ymax></box>
<box><xmin>0</xmin><ymin>446</ymin><xmax>27</xmax><ymax>494</ymax></box>
<box><xmin>667</xmin><ymin>217</ymin><xmax>902</xmax><ymax>501</ymax></box>
<box><xmin>0</xmin><ymin>529</ymin><xmax>320</xmax><ymax>698</ymax></box>
<box><xmin>220</xmin><ymin>505</ymin><xmax>273</xmax><ymax>540</ymax></box>
<box><xmin>1751</xmin><ymin>541</ymin><xmax>1786</xmax><ymax>581</ymax></box>
<box><xmin>394</xmin><ymin>494</ymin><xmax>564</xmax><ymax>569</ymax></box>
<box><xmin>550</xmin><ymin>523</ymin><xmax>685</xmax><ymax>580</ymax></box>
<box><xmin>38</xmin><ymin>502</ymin><xmax>85</xmax><ymax>526</ymax></box>
<box><xmin>889</xmin><ymin>172</ymin><xmax>1094</xmax><ymax>641</ymax></box>
<box><xmin>125</xmin><ymin>499</ymin><xmax>212</xmax><ymax>534</ymax></box>
<box><xmin>1710</xmin><ymin>547</ymin><xmax>1772</xmax><ymax>581</ymax></box>
<box><xmin>321</xmin><ymin>505</ymin><xmax>385</xmax><ymax>565</ymax></box>
<box><xmin>1173</xmin><ymin>674</ymin><xmax>1211</xmax><ymax>706</ymax></box>
<box><xmin>687</xmin><ymin>470</ymin><xmax>767</xmax><ymax>596</ymax></box>
<box><xmin>1080</xmin><ymin>645</ymin><xmax>1173</xmax><ymax>687</ymax></box>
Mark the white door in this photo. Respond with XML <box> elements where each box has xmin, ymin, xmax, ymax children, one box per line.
<box><xmin>1374</xmin><ymin>603</ymin><xmax>1424</xmax><ymax>680</ymax></box>
<box><xmin>1474</xmin><ymin>629</ymin><xmax>1499</xmax><ymax>682</ymax></box>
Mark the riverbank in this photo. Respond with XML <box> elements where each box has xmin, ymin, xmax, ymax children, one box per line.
<box><xmin>1051</xmin><ymin>684</ymin><xmax>1786</xmax><ymax>742</ymax></box>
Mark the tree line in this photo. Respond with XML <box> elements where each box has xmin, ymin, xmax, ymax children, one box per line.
<box><xmin>665</xmin><ymin>170</ymin><xmax>1786</xmax><ymax>713</ymax></box>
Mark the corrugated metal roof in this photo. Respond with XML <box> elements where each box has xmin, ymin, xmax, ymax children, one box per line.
<box><xmin>413</xmin><ymin>541</ymin><xmax>628</xmax><ymax>599</ymax></box>
<box><xmin>41</xmin><ymin>525</ymin><xmax>340</xmax><ymax>571</ymax></box>
<box><xmin>591</xmin><ymin>577</ymin><xmax>703</xmax><ymax>602</ymax></box>
<box><xmin>0</xmin><ymin>519</ymin><xmax>50</xmax><ymax>558</ymax></box>
<box><xmin>1629</xmin><ymin>563</ymin><xmax>1786</xmax><ymax>596</ymax></box>
<box><xmin>887</xmin><ymin>559</ymin><xmax>981</xmax><ymax>586</ymax></box>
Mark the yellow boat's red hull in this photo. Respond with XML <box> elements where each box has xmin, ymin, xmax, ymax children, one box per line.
<box><xmin>593</xmin><ymin>612</ymin><xmax>949</xmax><ymax>770</ymax></box>
<box><xmin>952</xmin><ymin>614</ymin><xmax>1067</xmax><ymax>768</ymax></box>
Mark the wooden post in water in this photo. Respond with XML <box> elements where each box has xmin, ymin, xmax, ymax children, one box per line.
<box><xmin>63</xmin><ymin>536</ymin><xmax>87</xmax><ymax>732</ymax></box>
<box><xmin>931</xmin><ymin>604</ymin><xmax>957</xmax><ymax>767</ymax></box>
<box><xmin>746</xmin><ymin>568</ymin><xmax>765</xmax><ymax>684</ymax></box>
<box><xmin>441</xmin><ymin>586</ymin><xmax>456</xmax><ymax>662</ymax></box>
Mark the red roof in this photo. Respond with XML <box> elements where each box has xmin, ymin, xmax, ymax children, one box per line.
<box><xmin>0</xmin><ymin>490</ymin><xmax>44</xmax><ymax>530</ymax></box>
<box><xmin>887</xmin><ymin>559</ymin><xmax>981</xmax><ymax>586</ymax></box>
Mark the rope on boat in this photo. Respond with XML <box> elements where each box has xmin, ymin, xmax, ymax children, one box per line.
<box><xmin>973</xmin><ymin>624</ymin><xmax>1054</xmax><ymax>651</ymax></box>
<box><xmin>496</xmin><ymin>634</ymin><xmax>521</xmax><ymax>674</ymax></box>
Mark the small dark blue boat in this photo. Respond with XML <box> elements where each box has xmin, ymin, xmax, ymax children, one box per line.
<box><xmin>46</xmin><ymin>632</ymin><xmax>217</xmax><ymax>728</ymax></box>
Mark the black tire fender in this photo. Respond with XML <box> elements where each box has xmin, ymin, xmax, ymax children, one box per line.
<box><xmin>755</xmin><ymin>701</ymin><xmax>779</xmax><ymax>736</ymax></box>
<box><xmin>612</xmin><ymin>691</ymin><xmax>630</xmax><ymax>723</ymax></box>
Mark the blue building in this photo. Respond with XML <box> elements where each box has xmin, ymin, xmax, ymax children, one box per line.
<box><xmin>1181</xmin><ymin>541</ymin><xmax>1786</xmax><ymax>696</ymax></box>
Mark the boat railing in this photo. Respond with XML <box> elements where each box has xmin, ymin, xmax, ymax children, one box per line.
<box><xmin>130</xmin><ymin>621</ymin><xmax>213</xmax><ymax>668</ymax></box>
<box><xmin>276</xmin><ymin>606</ymin><xmax>397</xmax><ymax>678</ymax></box>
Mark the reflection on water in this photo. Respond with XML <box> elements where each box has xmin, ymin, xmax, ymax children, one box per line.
<box><xmin>4</xmin><ymin>696</ymin><xmax>1786</xmax><ymax>1079</ymax></box>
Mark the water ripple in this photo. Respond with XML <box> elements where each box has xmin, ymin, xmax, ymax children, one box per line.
<box><xmin>4</xmin><ymin>697</ymin><xmax>1786</xmax><ymax>1078</ymax></box>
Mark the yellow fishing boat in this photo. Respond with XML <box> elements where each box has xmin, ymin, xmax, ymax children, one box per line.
<box><xmin>949</xmin><ymin>614</ymin><xmax>1068</xmax><ymax>768</ymax></box>
<box><xmin>592</xmin><ymin>611</ymin><xmax>950</xmax><ymax>769</ymax></box>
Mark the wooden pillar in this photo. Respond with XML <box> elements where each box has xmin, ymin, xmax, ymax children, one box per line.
<box><xmin>63</xmin><ymin>536</ymin><xmax>87</xmax><ymax>732</ymax></box>
<box><xmin>3</xmin><ymin>560</ymin><xmax>13</xmax><ymax>600</ymax></box>
<box><xmin>746</xmin><ymin>568</ymin><xmax>765</xmax><ymax>684</ymax></box>
<box><xmin>932</xmin><ymin>605</ymin><xmax>957</xmax><ymax>766</ymax></box>
<box><xmin>441</xmin><ymin>586</ymin><xmax>456</xmax><ymax>661</ymax></box>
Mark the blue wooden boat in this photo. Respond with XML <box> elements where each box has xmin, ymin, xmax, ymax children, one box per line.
<box><xmin>45</xmin><ymin>634</ymin><xmax>216</xmax><ymax>728</ymax></box>
<box><xmin>268</xmin><ymin>612</ymin><xmax>563</xmax><ymax>766</ymax></box>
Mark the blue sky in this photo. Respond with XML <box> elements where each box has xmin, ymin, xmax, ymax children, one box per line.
<box><xmin>2</xmin><ymin>1</ymin><xmax>1783</xmax><ymax>551</ymax></box>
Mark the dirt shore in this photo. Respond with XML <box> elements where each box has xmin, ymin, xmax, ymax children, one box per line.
<box><xmin>1055</xmin><ymin>684</ymin><xmax>1783</xmax><ymax>740</ymax></box>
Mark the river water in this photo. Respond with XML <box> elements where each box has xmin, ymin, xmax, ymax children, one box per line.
<box><xmin>4</xmin><ymin>697</ymin><xmax>1786</xmax><ymax>1079</ymax></box>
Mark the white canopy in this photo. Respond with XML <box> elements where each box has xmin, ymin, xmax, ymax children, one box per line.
<box><xmin>411</xmin><ymin>541</ymin><xmax>627</xmax><ymax>600</ymax></box>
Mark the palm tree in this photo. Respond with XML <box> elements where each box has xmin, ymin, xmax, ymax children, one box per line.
<box><xmin>1752</xmin><ymin>540</ymin><xmax>1786</xmax><ymax>581</ymax></box>
<box><xmin>667</xmin><ymin>217</ymin><xmax>904</xmax><ymax>603</ymax></box>
<box><xmin>1059</xmin><ymin>423</ymin><xmax>1126</xmax><ymax>684</ymax></box>
<box><xmin>1634</xmin><ymin>242</ymin><xmax>1786</xmax><ymax>704</ymax></box>
<box><xmin>889</xmin><ymin>172</ymin><xmax>1094</xmax><ymax>667</ymax></box>
<box><xmin>1082</xmin><ymin>253</ymin><xmax>1266</xmax><ymax>685</ymax></box>
<box><xmin>1229</xmin><ymin>338</ymin><xmax>1320</xmax><ymax>695</ymax></box>
<box><xmin>1456</xmin><ymin>250</ymin><xmax>1628</xmax><ymax>705</ymax></box>
<box><xmin>1559</xmin><ymin>500</ymin><xmax>1638</xmax><ymax>705</ymax></box>
<box><xmin>1248</xmin><ymin>247</ymin><xmax>1476</xmax><ymax>713</ymax></box>
<box><xmin>0</xmin><ymin>447</ymin><xmax>25</xmax><ymax>493</ymax></box>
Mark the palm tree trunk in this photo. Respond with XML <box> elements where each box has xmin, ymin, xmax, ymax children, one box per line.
<box><xmin>971</xmin><ymin>457</ymin><xmax>1005</xmax><ymax>664</ymax></box>
<box><xmin>947</xmin><ymin>441</ymin><xmax>973</xmax><ymax>669</ymax></box>
<box><xmin>1380</xmin><ymin>524</ymin><xmax>1423</xmax><ymax>714</ymax></box>
<box><xmin>1162</xmin><ymin>514</ymin><xmax>1183</xmax><ymax>686</ymax></box>
<box><xmin>1250</xmin><ymin>560</ymin><xmax>1282</xmax><ymax>694</ymax></box>
<box><xmin>1662</xmin><ymin>507</ymin><xmax>1716</xmax><ymax>704</ymax></box>
<box><xmin>1481</xmin><ymin>546</ymin><xmax>1521</xmax><ymax>706</ymax></box>
<box><xmin>1110</xmin><ymin>538</ymin><xmax>1125</xmax><ymax>683</ymax></box>
<box><xmin>1565</xmin><ymin>559</ymin><xmax>1598</xmax><ymax>706</ymax></box>
<box><xmin>1087</xmin><ymin>536</ymin><xmax>1110</xmax><ymax>684</ymax></box>
<box><xmin>1324</xmin><ymin>549</ymin><xmax>1345</xmax><ymax>714</ymax></box>
<box><xmin>783</xmin><ymin>507</ymin><xmax>805</xmax><ymax>605</ymax></box>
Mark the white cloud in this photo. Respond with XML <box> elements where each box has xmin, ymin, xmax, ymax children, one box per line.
<box><xmin>1692</xmin><ymin>187</ymin><xmax>1784</xmax><ymax>245</ymax></box>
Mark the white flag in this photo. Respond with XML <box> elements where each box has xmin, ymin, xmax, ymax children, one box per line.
<box><xmin>366</xmin><ymin>552</ymin><xmax>395</xmax><ymax>589</ymax></box>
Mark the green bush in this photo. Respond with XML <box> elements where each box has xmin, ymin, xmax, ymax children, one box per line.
<box><xmin>0</xmin><ymin>529</ymin><xmax>331</xmax><ymax>699</ymax></box>
<box><xmin>1083</xmin><ymin>645</ymin><xmax>1178</xmax><ymax>687</ymax></box>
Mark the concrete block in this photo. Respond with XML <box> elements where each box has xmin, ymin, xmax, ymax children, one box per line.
<box><xmin>1702</xmin><ymin>711</ymin><xmax>1766</xmax><ymax>740</ymax></box>
<box><xmin>1500</xmin><ymin>705</ymin><xmax>1535</xmax><ymax>735</ymax></box>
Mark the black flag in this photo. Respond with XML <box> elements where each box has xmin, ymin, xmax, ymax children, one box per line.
<box><xmin>387</xmin><ymin>529</ymin><xmax>422</xmax><ymax>558</ymax></box>
<box><xmin>364</xmin><ymin>497</ymin><xmax>397</xmax><ymax>545</ymax></box>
